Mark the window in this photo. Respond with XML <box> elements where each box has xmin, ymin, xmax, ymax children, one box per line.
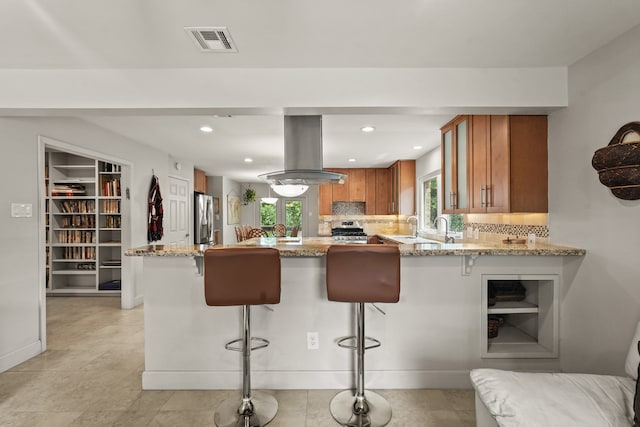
<box><xmin>422</xmin><ymin>175</ymin><xmax>439</xmax><ymax>230</ymax></box>
<box><xmin>284</xmin><ymin>200</ymin><xmax>302</xmax><ymax>227</ymax></box>
<box><xmin>259</xmin><ymin>198</ymin><xmax>304</xmax><ymax>236</ymax></box>
<box><xmin>260</xmin><ymin>202</ymin><xmax>276</xmax><ymax>227</ymax></box>
<box><xmin>419</xmin><ymin>173</ymin><xmax>463</xmax><ymax>233</ymax></box>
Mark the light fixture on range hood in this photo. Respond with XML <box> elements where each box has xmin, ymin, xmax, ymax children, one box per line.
<box><xmin>259</xmin><ymin>116</ymin><xmax>347</xmax><ymax>195</ymax></box>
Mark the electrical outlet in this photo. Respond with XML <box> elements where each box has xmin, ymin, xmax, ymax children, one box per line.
<box><xmin>307</xmin><ymin>332</ymin><xmax>319</xmax><ymax>350</ymax></box>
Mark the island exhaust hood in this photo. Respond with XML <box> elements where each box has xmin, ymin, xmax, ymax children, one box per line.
<box><xmin>259</xmin><ymin>116</ymin><xmax>347</xmax><ymax>185</ymax></box>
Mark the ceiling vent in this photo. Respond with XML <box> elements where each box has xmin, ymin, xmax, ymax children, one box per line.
<box><xmin>184</xmin><ymin>27</ymin><xmax>238</xmax><ymax>53</ymax></box>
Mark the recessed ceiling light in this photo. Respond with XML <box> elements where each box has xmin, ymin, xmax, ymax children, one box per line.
<box><xmin>200</xmin><ymin>125</ymin><xmax>213</xmax><ymax>133</ymax></box>
<box><xmin>413</xmin><ymin>145</ymin><xmax>423</xmax><ymax>150</ymax></box>
<box><xmin>348</xmin><ymin>158</ymin><xmax>357</xmax><ymax>162</ymax></box>
<box><xmin>361</xmin><ymin>126</ymin><xmax>376</xmax><ymax>133</ymax></box>
<box><xmin>244</xmin><ymin>158</ymin><xmax>253</xmax><ymax>163</ymax></box>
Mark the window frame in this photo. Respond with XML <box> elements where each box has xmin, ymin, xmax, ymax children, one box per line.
<box><xmin>418</xmin><ymin>172</ymin><xmax>441</xmax><ymax>232</ymax></box>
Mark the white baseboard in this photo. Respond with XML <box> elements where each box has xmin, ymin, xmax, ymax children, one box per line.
<box><xmin>0</xmin><ymin>341</ymin><xmax>42</xmax><ymax>373</ymax></box>
<box><xmin>133</xmin><ymin>295</ymin><xmax>144</xmax><ymax>307</ymax></box>
<box><xmin>142</xmin><ymin>369</ymin><xmax>472</xmax><ymax>390</ymax></box>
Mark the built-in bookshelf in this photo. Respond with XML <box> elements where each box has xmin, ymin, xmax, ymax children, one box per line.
<box><xmin>45</xmin><ymin>150</ymin><xmax>123</xmax><ymax>295</ymax></box>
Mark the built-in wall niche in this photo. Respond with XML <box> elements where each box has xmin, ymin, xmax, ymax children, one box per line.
<box><xmin>45</xmin><ymin>148</ymin><xmax>124</xmax><ymax>295</ymax></box>
<box><xmin>481</xmin><ymin>274</ymin><xmax>558</xmax><ymax>358</ymax></box>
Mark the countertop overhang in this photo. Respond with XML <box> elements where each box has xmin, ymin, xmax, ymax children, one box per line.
<box><xmin>125</xmin><ymin>236</ymin><xmax>585</xmax><ymax>257</ymax></box>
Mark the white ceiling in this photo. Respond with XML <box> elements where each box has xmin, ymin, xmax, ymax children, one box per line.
<box><xmin>3</xmin><ymin>1</ymin><xmax>640</xmax><ymax>181</ymax></box>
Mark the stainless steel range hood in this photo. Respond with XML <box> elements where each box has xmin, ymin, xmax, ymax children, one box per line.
<box><xmin>259</xmin><ymin>116</ymin><xmax>347</xmax><ymax>185</ymax></box>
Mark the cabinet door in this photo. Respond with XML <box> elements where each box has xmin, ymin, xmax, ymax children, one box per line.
<box><xmin>508</xmin><ymin>115</ymin><xmax>548</xmax><ymax>213</ymax></box>
<box><xmin>487</xmin><ymin>115</ymin><xmax>510</xmax><ymax>212</ymax></box>
<box><xmin>375</xmin><ymin>168</ymin><xmax>390</xmax><ymax>214</ymax></box>
<box><xmin>389</xmin><ymin>162</ymin><xmax>399</xmax><ymax>213</ymax></box>
<box><xmin>470</xmin><ymin>116</ymin><xmax>489</xmax><ymax>213</ymax></box>
<box><xmin>397</xmin><ymin>160</ymin><xmax>416</xmax><ymax>215</ymax></box>
<box><xmin>442</xmin><ymin>116</ymin><xmax>469</xmax><ymax>213</ymax></box>
<box><xmin>454</xmin><ymin>118</ymin><xmax>468</xmax><ymax>211</ymax></box>
<box><xmin>365</xmin><ymin>169</ymin><xmax>377</xmax><ymax>215</ymax></box>
<box><xmin>331</xmin><ymin>168</ymin><xmax>349</xmax><ymax>202</ymax></box>
<box><xmin>348</xmin><ymin>168</ymin><xmax>366</xmax><ymax>202</ymax></box>
<box><xmin>318</xmin><ymin>182</ymin><xmax>333</xmax><ymax>215</ymax></box>
<box><xmin>194</xmin><ymin>169</ymin><xmax>207</xmax><ymax>193</ymax></box>
<box><xmin>442</xmin><ymin>126</ymin><xmax>455</xmax><ymax>212</ymax></box>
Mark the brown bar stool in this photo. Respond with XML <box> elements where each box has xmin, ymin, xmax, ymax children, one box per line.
<box><xmin>204</xmin><ymin>247</ymin><xmax>281</xmax><ymax>427</ymax></box>
<box><xmin>326</xmin><ymin>244</ymin><xmax>401</xmax><ymax>427</ymax></box>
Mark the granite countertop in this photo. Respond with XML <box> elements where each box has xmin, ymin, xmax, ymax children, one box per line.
<box><xmin>125</xmin><ymin>236</ymin><xmax>585</xmax><ymax>257</ymax></box>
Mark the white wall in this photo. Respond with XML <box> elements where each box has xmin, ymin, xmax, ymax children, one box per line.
<box><xmin>0</xmin><ymin>116</ymin><xmax>172</xmax><ymax>371</ymax></box>
<box><xmin>221</xmin><ymin>177</ymin><xmax>242</xmax><ymax>245</ymax></box>
<box><xmin>416</xmin><ymin>146</ymin><xmax>442</xmax><ymax>179</ymax></box>
<box><xmin>548</xmin><ymin>24</ymin><xmax>640</xmax><ymax>375</ymax></box>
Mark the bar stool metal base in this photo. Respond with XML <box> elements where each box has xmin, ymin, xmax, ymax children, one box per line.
<box><xmin>214</xmin><ymin>391</ymin><xmax>278</xmax><ymax>427</ymax></box>
<box><xmin>329</xmin><ymin>389</ymin><xmax>392</xmax><ymax>427</ymax></box>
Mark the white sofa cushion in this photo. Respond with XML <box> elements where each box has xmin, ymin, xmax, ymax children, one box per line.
<box><xmin>471</xmin><ymin>368</ymin><xmax>635</xmax><ymax>427</ymax></box>
<box><xmin>626</xmin><ymin>321</ymin><xmax>640</xmax><ymax>380</ymax></box>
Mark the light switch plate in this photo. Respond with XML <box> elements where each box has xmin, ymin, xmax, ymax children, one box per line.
<box><xmin>11</xmin><ymin>203</ymin><xmax>33</xmax><ymax>218</ymax></box>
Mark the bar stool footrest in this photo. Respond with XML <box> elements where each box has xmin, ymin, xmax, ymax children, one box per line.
<box><xmin>224</xmin><ymin>337</ymin><xmax>270</xmax><ymax>352</ymax></box>
<box><xmin>337</xmin><ymin>335</ymin><xmax>381</xmax><ymax>351</ymax></box>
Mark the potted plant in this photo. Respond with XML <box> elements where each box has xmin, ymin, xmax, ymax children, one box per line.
<box><xmin>243</xmin><ymin>188</ymin><xmax>256</xmax><ymax>204</ymax></box>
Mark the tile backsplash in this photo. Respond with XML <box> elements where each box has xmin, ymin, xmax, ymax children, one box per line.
<box><xmin>463</xmin><ymin>222</ymin><xmax>549</xmax><ymax>238</ymax></box>
<box><xmin>332</xmin><ymin>202</ymin><xmax>365</xmax><ymax>215</ymax></box>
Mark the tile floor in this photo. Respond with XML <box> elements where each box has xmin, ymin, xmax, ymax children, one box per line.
<box><xmin>0</xmin><ymin>297</ymin><xmax>476</xmax><ymax>426</ymax></box>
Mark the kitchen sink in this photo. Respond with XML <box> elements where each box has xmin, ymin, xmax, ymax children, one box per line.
<box><xmin>385</xmin><ymin>235</ymin><xmax>442</xmax><ymax>244</ymax></box>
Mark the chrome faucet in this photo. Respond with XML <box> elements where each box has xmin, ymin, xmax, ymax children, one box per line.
<box><xmin>407</xmin><ymin>215</ymin><xmax>419</xmax><ymax>237</ymax></box>
<box><xmin>433</xmin><ymin>216</ymin><xmax>455</xmax><ymax>243</ymax></box>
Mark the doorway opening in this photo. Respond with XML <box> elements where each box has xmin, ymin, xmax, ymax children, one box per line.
<box><xmin>38</xmin><ymin>136</ymin><xmax>133</xmax><ymax>351</ymax></box>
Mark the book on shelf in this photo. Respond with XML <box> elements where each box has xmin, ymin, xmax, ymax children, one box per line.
<box><xmin>59</xmin><ymin>199</ymin><xmax>95</xmax><ymax>213</ymax></box>
<box><xmin>101</xmin><ymin>199</ymin><xmax>120</xmax><ymax>213</ymax></box>
<box><xmin>101</xmin><ymin>162</ymin><xmax>122</xmax><ymax>173</ymax></box>
<box><xmin>102</xmin><ymin>260</ymin><xmax>121</xmax><ymax>266</ymax></box>
<box><xmin>51</xmin><ymin>183</ymin><xmax>86</xmax><ymax>196</ymax></box>
<box><xmin>100</xmin><ymin>176</ymin><xmax>121</xmax><ymax>197</ymax></box>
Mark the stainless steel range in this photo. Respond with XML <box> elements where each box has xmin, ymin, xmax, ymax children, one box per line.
<box><xmin>331</xmin><ymin>221</ymin><xmax>368</xmax><ymax>243</ymax></box>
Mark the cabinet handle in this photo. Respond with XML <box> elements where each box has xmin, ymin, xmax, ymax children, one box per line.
<box><xmin>452</xmin><ymin>192</ymin><xmax>457</xmax><ymax>209</ymax></box>
<box><xmin>481</xmin><ymin>186</ymin><xmax>486</xmax><ymax>207</ymax></box>
<box><xmin>449</xmin><ymin>192</ymin><xmax>454</xmax><ymax>209</ymax></box>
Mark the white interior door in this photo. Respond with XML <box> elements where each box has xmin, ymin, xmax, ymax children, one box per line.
<box><xmin>166</xmin><ymin>176</ymin><xmax>190</xmax><ymax>245</ymax></box>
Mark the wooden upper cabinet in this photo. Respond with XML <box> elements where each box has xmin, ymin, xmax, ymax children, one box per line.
<box><xmin>374</xmin><ymin>168</ymin><xmax>391</xmax><ymax>214</ymax></box>
<box><xmin>348</xmin><ymin>168</ymin><xmax>366</xmax><ymax>202</ymax></box>
<box><xmin>397</xmin><ymin>160</ymin><xmax>416</xmax><ymax>215</ymax></box>
<box><xmin>468</xmin><ymin>115</ymin><xmax>548</xmax><ymax>213</ymax></box>
<box><xmin>318</xmin><ymin>165</ymin><xmax>412</xmax><ymax>216</ymax></box>
<box><xmin>508</xmin><ymin>116</ymin><xmax>548</xmax><ymax>212</ymax></box>
<box><xmin>441</xmin><ymin>116</ymin><xmax>470</xmax><ymax>214</ymax></box>
<box><xmin>194</xmin><ymin>168</ymin><xmax>207</xmax><ymax>193</ymax></box>
<box><xmin>318</xmin><ymin>181</ymin><xmax>333</xmax><ymax>215</ymax></box>
<box><xmin>365</xmin><ymin>169</ymin><xmax>377</xmax><ymax>214</ymax></box>
<box><xmin>388</xmin><ymin>160</ymin><xmax>416</xmax><ymax>215</ymax></box>
<box><xmin>331</xmin><ymin>168</ymin><xmax>350</xmax><ymax>202</ymax></box>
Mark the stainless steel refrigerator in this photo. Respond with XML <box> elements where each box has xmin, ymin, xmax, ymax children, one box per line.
<box><xmin>194</xmin><ymin>193</ymin><xmax>214</xmax><ymax>244</ymax></box>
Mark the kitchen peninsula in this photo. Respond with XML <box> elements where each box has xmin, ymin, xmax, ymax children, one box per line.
<box><xmin>126</xmin><ymin>237</ymin><xmax>584</xmax><ymax>390</ymax></box>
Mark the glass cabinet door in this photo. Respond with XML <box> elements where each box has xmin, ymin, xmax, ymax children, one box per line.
<box><xmin>455</xmin><ymin>119</ymin><xmax>467</xmax><ymax>210</ymax></box>
<box><xmin>443</xmin><ymin>129</ymin><xmax>454</xmax><ymax>211</ymax></box>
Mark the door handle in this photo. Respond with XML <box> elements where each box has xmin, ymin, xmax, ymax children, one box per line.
<box><xmin>480</xmin><ymin>186</ymin><xmax>486</xmax><ymax>207</ymax></box>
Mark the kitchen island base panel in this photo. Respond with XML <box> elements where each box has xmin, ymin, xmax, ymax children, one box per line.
<box><xmin>141</xmin><ymin>369</ymin><xmax>473</xmax><ymax>391</ymax></box>
<box><xmin>141</xmin><ymin>256</ymin><xmax>565</xmax><ymax>390</ymax></box>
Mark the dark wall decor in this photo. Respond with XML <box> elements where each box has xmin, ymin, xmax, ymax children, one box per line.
<box><xmin>592</xmin><ymin>122</ymin><xmax>640</xmax><ymax>200</ymax></box>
